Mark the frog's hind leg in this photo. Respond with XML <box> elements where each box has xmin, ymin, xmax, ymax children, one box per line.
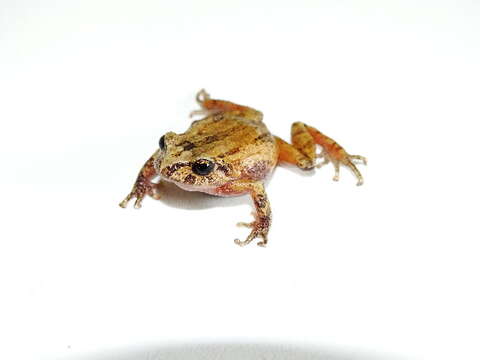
<box><xmin>304</xmin><ymin>123</ymin><xmax>366</xmax><ymax>185</ymax></box>
<box><xmin>274</xmin><ymin>121</ymin><xmax>323</xmax><ymax>171</ymax></box>
<box><xmin>275</xmin><ymin>136</ymin><xmax>315</xmax><ymax>170</ymax></box>
<box><xmin>190</xmin><ymin>89</ymin><xmax>263</xmax><ymax>122</ymax></box>
<box><xmin>275</xmin><ymin>122</ymin><xmax>367</xmax><ymax>185</ymax></box>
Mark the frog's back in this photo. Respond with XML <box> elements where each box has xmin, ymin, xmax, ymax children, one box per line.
<box><xmin>184</xmin><ymin>113</ymin><xmax>278</xmax><ymax>180</ymax></box>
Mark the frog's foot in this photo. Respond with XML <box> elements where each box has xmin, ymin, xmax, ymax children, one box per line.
<box><xmin>304</xmin><ymin>124</ymin><xmax>367</xmax><ymax>186</ymax></box>
<box><xmin>331</xmin><ymin>155</ymin><xmax>367</xmax><ymax>186</ymax></box>
<box><xmin>196</xmin><ymin>88</ymin><xmax>210</xmax><ymax>105</ymax></box>
<box><xmin>191</xmin><ymin>89</ymin><xmax>221</xmax><ymax>117</ymax></box>
<box><xmin>344</xmin><ymin>155</ymin><xmax>367</xmax><ymax>186</ymax></box>
<box><xmin>235</xmin><ymin>219</ymin><xmax>269</xmax><ymax>247</ymax></box>
<box><xmin>192</xmin><ymin>89</ymin><xmax>264</xmax><ymax>122</ymax></box>
<box><xmin>119</xmin><ymin>177</ymin><xmax>160</xmax><ymax>209</ymax></box>
<box><xmin>119</xmin><ymin>191</ymin><xmax>144</xmax><ymax>209</ymax></box>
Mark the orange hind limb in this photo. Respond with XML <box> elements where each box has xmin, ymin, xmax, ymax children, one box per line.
<box><xmin>305</xmin><ymin>124</ymin><xmax>366</xmax><ymax>185</ymax></box>
<box><xmin>275</xmin><ymin>122</ymin><xmax>367</xmax><ymax>185</ymax></box>
<box><xmin>191</xmin><ymin>89</ymin><xmax>263</xmax><ymax>122</ymax></box>
<box><xmin>275</xmin><ymin>136</ymin><xmax>315</xmax><ymax>170</ymax></box>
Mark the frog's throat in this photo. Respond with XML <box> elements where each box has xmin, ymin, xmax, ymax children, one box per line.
<box><xmin>170</xmin><ymin>179</ymin><xmax>218</xmax><ymax>195</ymax></box>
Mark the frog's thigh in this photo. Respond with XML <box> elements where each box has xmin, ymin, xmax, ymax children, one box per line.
<box><xmin>291</xmin><ymin>122</ymin><xmax>317</xmax><ymax>161</ymax></box>
<box><xmin>275</xmin><ymin>136</ymin><xmax>314</xmax><ymax>170</ymax></box>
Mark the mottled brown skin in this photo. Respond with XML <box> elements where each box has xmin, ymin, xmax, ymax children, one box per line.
<box><xmin>120</xmin><ymin>89</ymin><xmax>367</xmax><ymax>247</ymax></box>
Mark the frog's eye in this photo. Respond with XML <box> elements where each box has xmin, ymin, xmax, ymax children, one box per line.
<box><xmin>159</xmin><ymin>135</ymin><xmax>166</xmax><ymax>150</ymax></box>
<box><xmin>192</xmin><ymin>159</ymin><xmax>215</xmax><ymax>176</ymax></box>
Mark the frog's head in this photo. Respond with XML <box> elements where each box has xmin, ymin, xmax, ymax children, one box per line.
<box><xmin>154</xmin><ymin>131</ymin><xmax>234</xmax><ymax>193</ymax></box>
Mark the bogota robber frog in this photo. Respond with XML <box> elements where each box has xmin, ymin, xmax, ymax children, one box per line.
<box><xmin>120</xmin><ymin>90</ymin><xmax>367</xmax><ymax>247</ymax></box>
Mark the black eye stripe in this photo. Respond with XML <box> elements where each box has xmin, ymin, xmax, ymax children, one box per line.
<box><xmin>192</xmin><ymin>159</ymin><xmax>215</xmax><ymax>176</ymax></box>
<box><xmin>163</xmin><ymin>162</ymin><xmax>189</xmax><ymax>177</ymax></box>
<box><xmin>177</xmin><ymin>140</ymin><xmax>195</xmax><ymax>151</ymax></box>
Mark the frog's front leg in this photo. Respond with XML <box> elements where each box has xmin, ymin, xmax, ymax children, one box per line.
<box><xmin>275</xmin><ymin>122</ymin><xmax>367</xmax><ymax>185</ymax></box>
<box><xmin>216</xmin><ymin>181</ymin><xmax>271</xmax><ymax>247</ymax></box>
<box><xmin>119</xmin><ymin>150</ymin><xmax>162</xmax><ymax>209</ymax></box>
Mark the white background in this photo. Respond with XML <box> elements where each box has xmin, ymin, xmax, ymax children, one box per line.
<box><xmin>1</xmin><ymin>1</ymin><xmax>479</xmax><ymax>359</ymax></box>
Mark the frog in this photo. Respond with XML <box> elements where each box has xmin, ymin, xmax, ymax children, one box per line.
<box><xmin>119</xmin><ymin>89</ymin><xmax>367</xmax><ymax>247</ymax></box>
